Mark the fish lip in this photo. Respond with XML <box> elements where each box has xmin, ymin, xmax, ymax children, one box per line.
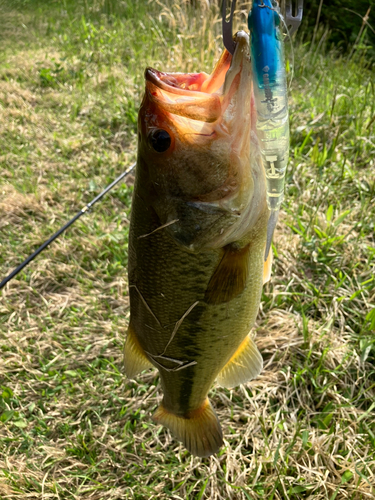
<box><xmin>144</xmin><ymin>67</ymin><xmax>211</xmax><ymax>99</ymax></box>
<box><xmin>145</xmin><ymin>68</ymin><xmax>197</xmax><ymax>97</ymax></box>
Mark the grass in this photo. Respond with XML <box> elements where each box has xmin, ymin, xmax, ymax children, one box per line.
<box><xmin>0</xmin><ymin>0</ymin><xmax>374</xmax><ymax>498</ymax></box>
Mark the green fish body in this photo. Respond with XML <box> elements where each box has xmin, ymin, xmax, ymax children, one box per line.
<box><xmin>125</xmin><ymin>32</ymin><xmax>271</xmax><ymax>457</ymax></box>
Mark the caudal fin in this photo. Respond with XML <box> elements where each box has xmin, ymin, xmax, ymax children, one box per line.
<box><xmin>153</xmin><ymin>399</ymin><xmax>223</xmax><ymax>458</ymax></box>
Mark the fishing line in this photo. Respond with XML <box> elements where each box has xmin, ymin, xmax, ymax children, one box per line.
<box><xmin>0</xmin><ymin>163</ymin><xmax>136</xmax><ymax>291</ymax></box>
<box><xmin>279</xmin><ymin>12</ymin><xmax>295</xmax><ymax>89</ymax></box>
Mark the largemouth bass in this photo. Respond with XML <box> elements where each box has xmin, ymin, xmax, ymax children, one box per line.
<box><xmin>124</xmin><ymin>31</ymin><xmax>272</xmax><ymax>458</ymax></box>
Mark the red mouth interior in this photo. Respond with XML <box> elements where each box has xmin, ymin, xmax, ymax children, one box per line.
<box><xmin>145</xmin><ymin>49</ymin><xmax>232</xmax><ymax>97</ymax></box>
<box><xmin>154</xmin><ymin>72</ymin><xmax>209</xmax><ymax>92</ymax></box>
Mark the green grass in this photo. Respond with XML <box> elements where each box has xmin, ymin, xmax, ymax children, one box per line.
<box><xmin>0</xmin><ymin>0</ymin><xmax>374</xmax><ymax>499</ymax></box>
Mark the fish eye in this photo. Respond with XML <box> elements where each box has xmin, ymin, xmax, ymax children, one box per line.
<box><xmin>148</xmin><ymin>129</ymin><xmax>171</xmax><ymax>153</ymax></box>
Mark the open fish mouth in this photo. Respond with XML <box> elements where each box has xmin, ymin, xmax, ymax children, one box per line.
<box><xmin>143</xmin><ymin>30</ymin><xmax>251</xmax><ymax>130</ymax></box>
<box><xmin>144</xmin><ymin>60</ymin><xmax>227</xmax><ymax>124</ymax></box>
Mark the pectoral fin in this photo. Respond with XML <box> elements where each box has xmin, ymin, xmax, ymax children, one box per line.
<box><xmin>204</xmin><ymin>243</ymin><xmax>250</xmax><ymax>305</ymax></box>
<box><xmin>217</xmin><ymin>335</ymin><xmax>263</xmax><ymax>388</ymax></box>
<box><xmin>123</xmin><ymin>323</ymin><xmax>153</xmax><ymax>379</ymax></box>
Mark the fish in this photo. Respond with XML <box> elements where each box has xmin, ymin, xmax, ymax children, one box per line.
<box><xmin>124</xmin><ymin>30</ymin><xmax>272</xmax><ymax>458</ymax></box>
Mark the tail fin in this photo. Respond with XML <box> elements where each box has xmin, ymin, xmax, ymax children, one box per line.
<box><xmin>153</xmin><ymin>399</ymin><xmax>223</xmax><ymax>457</ymax></box>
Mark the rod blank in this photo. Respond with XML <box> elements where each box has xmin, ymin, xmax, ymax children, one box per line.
<box><xmin>0</xmin><ymin>163</ymin><xmax>135</xmax><ymax>291</ymax></box>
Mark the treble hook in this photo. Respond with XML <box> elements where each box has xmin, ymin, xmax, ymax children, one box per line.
<box><xmin>222</xmin><ymin>0</ymin><xmax>237</xmax><ymax>55</ymax></box>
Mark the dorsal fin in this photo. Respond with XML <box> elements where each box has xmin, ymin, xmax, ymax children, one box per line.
<box><xmin>263</xmin><ymin>246</ymin><xmax>273</xmax><ymax>284</ymax></box>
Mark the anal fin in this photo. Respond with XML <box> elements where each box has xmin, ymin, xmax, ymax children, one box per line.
<box><xmin>205</xmin><ymin>242</ymin><xmax>250</xmax><ymax>305</ymax></box>
<box><xmin>124</xmin><ymin>323</ymin><xmax>153</xmax><ymax>379</ymax></box>
<box><xmin>217</xmin><ymin>335</ymin><xmax>263</xmax><ymax>388</ymax></box>
<box><xmin>153</xmin><ymin>398</ymin><xmax>223</xmax><ymax>458</ymax></box>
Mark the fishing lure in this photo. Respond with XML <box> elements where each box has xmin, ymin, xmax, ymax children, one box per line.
<box><xmin>223</xmin><ymin>0</ymin><xmax>303</xmax><ymax>258</ymax></box>
<box><xmin>248</xmin><ymin>0</ymin><xmax>289</xmax><ymax>258</ymax></box>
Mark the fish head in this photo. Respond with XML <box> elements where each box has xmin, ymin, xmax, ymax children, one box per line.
<box><xmin>137</xmin><ymin>31</ymin><xmax>267</xmax><ymax>250</ymax></box>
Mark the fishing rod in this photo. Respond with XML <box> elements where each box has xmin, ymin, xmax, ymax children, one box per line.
<box><xmin>0</xmin><ymin>163</ymin><xmax>136</xmax><ymax>291</ymax></box>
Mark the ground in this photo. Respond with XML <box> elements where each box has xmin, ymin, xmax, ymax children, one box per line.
<box><xmin>0</xmin><ymin>1</ymin><xmax>374</xmax><ymax>499</ymax></box>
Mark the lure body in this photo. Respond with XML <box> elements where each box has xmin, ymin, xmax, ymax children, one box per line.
<box><xmin>248</xmin><ymin>0</ymin><xmax>289</xmax><ymax>218</ymax></box>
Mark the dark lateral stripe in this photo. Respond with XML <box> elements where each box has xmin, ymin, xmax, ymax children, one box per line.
<box><xmin>178</xmin><ymin>366</ymin><xmax>196</xmax><ymax>415</ymax></box>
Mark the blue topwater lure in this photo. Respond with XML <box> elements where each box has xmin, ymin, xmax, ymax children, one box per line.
<box><xmin>248</xmin><ymin>0</ymin><xmax>289</xmax><ymax>258</ymax></box>
<box><xmin>222</xmin><ymin>0</ymin><xmax>303</xmax><ymax>258</ymax></box>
